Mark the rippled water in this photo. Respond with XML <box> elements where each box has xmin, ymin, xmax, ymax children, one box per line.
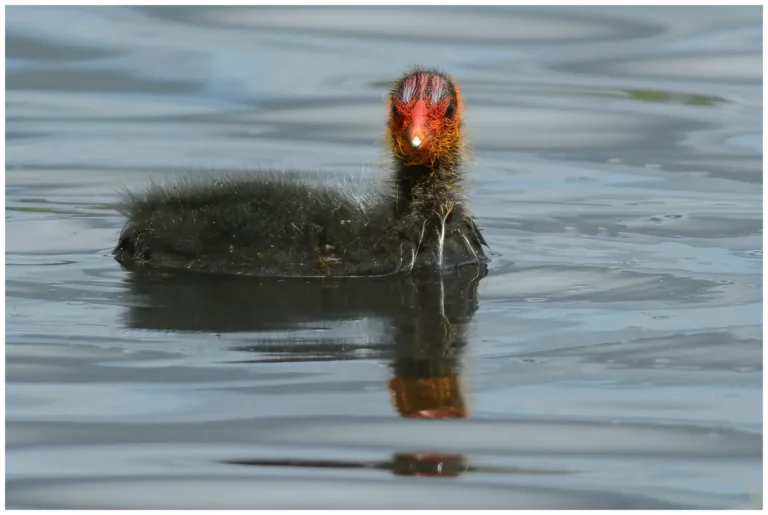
<box><xmin>5</xmin><ymin>6</ymin><xmax>762</xmax><ymax>509</ymax></box>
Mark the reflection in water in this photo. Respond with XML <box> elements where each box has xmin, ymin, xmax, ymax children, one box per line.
<box><xmin>223</xmin><ymin>454</ymin><xmax>471</xmax><ymax>478</ymax></box>
<box><xmin>122</xmin><ymin>265</ymin><xmax>484</xmax><ymax>477</ymax></box>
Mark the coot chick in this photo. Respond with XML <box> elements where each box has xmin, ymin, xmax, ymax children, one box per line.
<box><xmin>114</xmin><ymin>67</ymin><xmax>488</xmax><ymax>277</ymax></box>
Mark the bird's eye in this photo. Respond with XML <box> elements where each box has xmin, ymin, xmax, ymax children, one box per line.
<box><xmin>391</xmin><ymin>102</ymin><xmax>399</xmax><ymax>118</ymax></box>
<box><xmin>444</xmin><ymin>100</ymin><xmax>456</xmax><ymax>119</ymax></box>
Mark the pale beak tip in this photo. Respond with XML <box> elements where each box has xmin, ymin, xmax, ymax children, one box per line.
<box><xmin>411</xmin><ymin>136</ymin><xmax>422</xmax><ymax>148</ymax></box>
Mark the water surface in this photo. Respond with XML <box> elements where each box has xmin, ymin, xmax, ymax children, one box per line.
<box><xmin>5</xmin><ymin>6</ymin><xmax>762</xmax><ymax>509</ymax></box>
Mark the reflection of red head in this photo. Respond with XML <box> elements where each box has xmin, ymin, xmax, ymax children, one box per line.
<box><xmin>388</xmin><ymin>375</ymin><xmax>467</xmax><ymax>419</ymax></box>
<box><xmin>391</xmin><ymin>452</ymin><xmax>469</xmax><ymax>477</ymax></box>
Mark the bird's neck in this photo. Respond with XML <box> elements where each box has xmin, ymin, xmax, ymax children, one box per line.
<box><xmin>393</xmin><ymin>153</ymin><xmax>464</xmax><ymax>214</ymax></box>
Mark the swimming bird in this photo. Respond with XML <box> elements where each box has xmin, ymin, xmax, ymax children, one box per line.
<box><xmin>113</xmin><ymin>67</ymin><xmax>488</xmax><ymax>277</ymax></box>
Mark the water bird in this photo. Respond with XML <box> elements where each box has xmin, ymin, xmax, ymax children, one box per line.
<box><xmin>114</xmin><ymin>67</ymin><xmax>488</xmax><ymax>277</ymax></box>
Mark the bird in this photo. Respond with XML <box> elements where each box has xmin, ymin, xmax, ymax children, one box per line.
<box><xmin>113</xmin><ymin>66</ymin><xmax>488</xmax><ymax>277</ymax></box>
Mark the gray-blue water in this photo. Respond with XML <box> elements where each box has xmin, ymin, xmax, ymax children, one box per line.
<box><xmin>5</xmin><ymin>6</ymin><xmax>762</xmax><ymax>509</ymax></box>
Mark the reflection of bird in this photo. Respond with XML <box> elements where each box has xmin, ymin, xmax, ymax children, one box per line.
<box><xmin>388</xmin><ymin>298</ymin><xmax>470</xmax><ymax>420</ymax></box>
<box><xmin>383</xmin><ymin>273</ymin><xmax>474</xmax><ymax>475</ymax></box>
<box><xmin>113</xmin><ymin>67</ymin><xmax>488</xmax><ymax>277</ymax></box>
<box><xmin>122</xmin><ymin>257</ymin><xmax>484</xmax><ymax>479</ymax></box>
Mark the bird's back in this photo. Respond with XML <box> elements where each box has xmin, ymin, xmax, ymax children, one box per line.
<box><xmin>114</xmin><ymin>173</ymin><xmax>398</xmax><ymax>276</ymax></box>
